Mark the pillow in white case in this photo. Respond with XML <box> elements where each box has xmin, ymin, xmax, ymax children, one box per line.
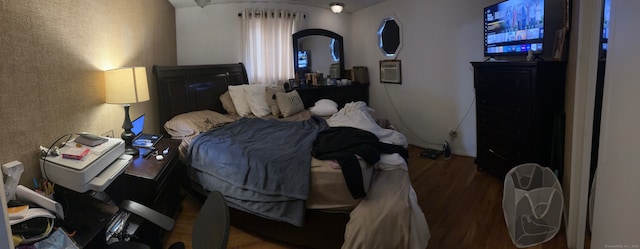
<box><xmin>220</xmin><ymin>91</ymin><xmax>237</xmax><ymax>115</ymax></box>
<box><xmin>310</xmin><ymin>99</ymin><xmax>339</xmax><ymax>116</ymax></box>
<box><xmin>228</xmin><ymin>85</ymin><xmax>252</xmax><ymax>117</ymax></box>
<box><xmin>244</xmin><ymin>85</ymin><xmax>271</xmax><ymax>117</ymax></box>
<box><xmin>315</xmin><ymin>99</ymin><xmax>338</xmax><ymax>109</ymax></box>
<box><xmin>265</xmin><ymin>86</ymin><xmax>286</xmax><ymax>117</ymax></box>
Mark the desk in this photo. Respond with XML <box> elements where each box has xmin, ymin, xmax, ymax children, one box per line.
<box><xmin>53</xmin><ymin>185</ymin><xmax>118</xmax><ymax>248</ymax></box>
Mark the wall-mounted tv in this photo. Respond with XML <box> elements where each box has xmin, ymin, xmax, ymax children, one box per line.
<box><xmin>297</xmin><ymin>50</ymin><xmax>310</xmax><ymax>69</ymax></box>
<box><xmin>599</xmin><ymin>0</ymin><xmax>610</xmax><ymax>59</ymax></box>
<box><xmin>484</xmin><ymin>0</ymin><xmax>565</xmax><ymax>60</ymax></box>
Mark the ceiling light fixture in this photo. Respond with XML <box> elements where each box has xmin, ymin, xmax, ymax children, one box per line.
<box><xmin>330</xmin><ymin>2</ymin><xmax>344</xmax><ymax>14</ymax></box>
<box><xmin>195</xmin><ymin>0</ymin><xmax>211</xmax><ymax>8</ymax></box>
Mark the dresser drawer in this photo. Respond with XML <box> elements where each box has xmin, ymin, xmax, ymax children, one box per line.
<box><xmin>476</xmin><ymin>144</ymin><xmax>519</xmax><ymax>176</ymax></box>
<box><xmin>477</xmin><ymin>128</ymin><xmax>532</xmax><ymax>160</ymax></box>
<box><xmin>476</xmin><ymin>92</ymin><xmax>531</xmax><ymax>123</ymax></box>
<box><xmin>475</xmin><ymin>68</ymin><xmax>532</xmax><ymax>96</ymax></box>
<box><xmin>476</xmin><ymin>109</ymin><xmax>532</xmax><ymax>139</ymax></box>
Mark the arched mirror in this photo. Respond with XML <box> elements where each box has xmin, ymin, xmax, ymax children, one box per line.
<box><xmin>293</xmin><ymin>29</ymin><xmax>345</xmax><ymax>81</ymax></box>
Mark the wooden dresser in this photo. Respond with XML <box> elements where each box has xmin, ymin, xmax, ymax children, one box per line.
<box><xmin>293</xmin><ymin>83</ymin><xmax>369</xmax><ymax>109</ymax></box>
<box><xmin>471</xmin><ymin>61</ymin><xmax>566</xmax><ymax>178</ymax></box>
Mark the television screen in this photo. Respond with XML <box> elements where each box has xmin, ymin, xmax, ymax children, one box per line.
<box><xmin>484</xmin><ymin>0</ymin><xmax>545</xmax><ymax>57</ymax></box>
<box><xmin>298</xmin><ymin>50</ymin><xmax>309</xmax><ymax>69</ymax></box>
<box><xmin>601</xmin><ymin>0</ymin><xmax>610</xmax><ymax>52</ymax></box>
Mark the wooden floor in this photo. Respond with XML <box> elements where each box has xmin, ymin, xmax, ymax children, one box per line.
<box><xmin>164</xmin><ymin>145</ymin><xmax>568</xmax><ymax>249</ymax></box>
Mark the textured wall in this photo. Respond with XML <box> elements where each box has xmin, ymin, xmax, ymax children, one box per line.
<box><xmin>0</xmin><ymin>0</ymin><xmax>176</xmax><ymax>187</ymax></box>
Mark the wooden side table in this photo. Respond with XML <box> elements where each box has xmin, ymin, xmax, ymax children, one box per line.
<box><xmin>105</xmin><ymin>137</ymin><xmax>185</xmax><ymax>247</ymax></box>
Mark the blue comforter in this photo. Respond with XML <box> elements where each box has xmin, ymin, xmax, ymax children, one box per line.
<box><xmin>186</xmin><ymin>116</ymin><xmax>328</xmax><ymax>226</ymax></box>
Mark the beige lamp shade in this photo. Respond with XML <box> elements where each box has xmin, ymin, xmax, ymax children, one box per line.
<box><xmin>105</xmin><ymin>66</ymin><xmax>150</xmax><ymax>104</ymax></box>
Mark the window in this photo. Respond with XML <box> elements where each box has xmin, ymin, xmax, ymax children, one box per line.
<box><xmin>241</xmin><ymin>9</ymin><xmax>304</xmax><ymax>85</ymax></box>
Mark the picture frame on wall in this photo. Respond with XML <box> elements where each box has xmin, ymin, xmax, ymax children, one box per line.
<box><xmin>380</xmin><ymin>60</ymin><xmax>401</xmax><ymax>84</ymax></box>
<box><xmin>552</xmin><ymin>28</ymin><xmax>567</xmax><ymax>61</ymax></box>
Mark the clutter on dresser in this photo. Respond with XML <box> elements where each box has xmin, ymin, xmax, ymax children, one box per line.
<box><xmin>40</xmin><ymin>133</ymin><xmax>132</xmax><ymax>193</ymax></box>
<box><xmin>8</xmin><ymin>185</ymin><xmax>65</xmax><ymax>246</ymax></box>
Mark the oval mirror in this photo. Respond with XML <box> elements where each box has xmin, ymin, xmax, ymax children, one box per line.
<box><xmin>293</xmin><ymin>29</ymin><xmax>345</xmax><ymax>81</ymax></box>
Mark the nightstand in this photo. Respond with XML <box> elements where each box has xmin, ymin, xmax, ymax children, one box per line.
<box><xmin>105</xmin><ymin>137</ymin><xmax>185</xmax><ymax>247</ymax></box>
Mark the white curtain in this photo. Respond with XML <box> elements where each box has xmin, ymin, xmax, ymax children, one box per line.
<box><xmin>241</xmin><ymin>9</ymin><xmax>304</xmax><ymax>85</ymax></box>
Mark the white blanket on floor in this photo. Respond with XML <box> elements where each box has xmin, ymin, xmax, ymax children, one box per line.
<box><xmin>327</xmin><ymin>101</ymin><xmax>430</xmax><ymax>249</ymax></box>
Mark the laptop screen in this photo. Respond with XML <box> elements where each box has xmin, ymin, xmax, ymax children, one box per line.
<box><xmin>131</xmin><ymin>114</ymin><xmax>144</xmax><ymax>137</ymax></box>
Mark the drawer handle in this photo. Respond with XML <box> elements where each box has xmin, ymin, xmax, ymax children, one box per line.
<box><xmin>489</xmin><ymin>149</ymin><xmax>508</xmax><ymax>161</ymax></box>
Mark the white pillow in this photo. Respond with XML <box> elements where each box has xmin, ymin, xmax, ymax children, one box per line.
<box><xmin>310</xmin><ymin>99</ymin><xmax>339</xmax><ymax>116</ymax></box>
<box><xmin>265</xmin><ymin>86</ymin><xmax>286</xmax><ymax>117</ymax></box>
<box><xmin>276</xmin><ymin>90</ymin><xmax>305</xmax><ymax>117</ymax></box>
<box><xmin>219</xmin><ymin>91</ymin><xmax>237</xmax><ymax>115</ymax></box>
<box><xmin>315</xmin><ymin>99</ymin><xmax>338</xmax><ymax>109</ymax></box>
<box><xmin>228</xmin><ymin>85</ymin><xmax>252</xmax><ymax>117</ymax></box>
<box><xmin>244</xmin><ymin>85</ymin><xmax>271</xmax><ymax>117</ymax></box>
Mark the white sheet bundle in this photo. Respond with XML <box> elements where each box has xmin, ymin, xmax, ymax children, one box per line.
<box><xmin>327</xmin><ymin>101</ymin><xmax>430</xmax><ymax>249</ymax></box>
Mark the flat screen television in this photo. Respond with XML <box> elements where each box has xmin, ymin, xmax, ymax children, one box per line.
<box><xmin>297</xmin><ymin>50</ymin><xmax>310</xmax><ymax>69</ymax></box>
<box><xmin>599</xmin><ymin>0</ymin><xmax>610</xmax><ymax>59</ymax></box>
<box><xmin>484</xmin><ymin>0</ymin><xmax>565</xmax><ymax>60</ymax></box>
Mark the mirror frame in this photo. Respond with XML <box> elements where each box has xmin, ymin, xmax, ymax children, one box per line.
<box><xmin>378</xmin><ymin>16</ymin><xmax>403</xmax><ymax>57</ymax></box>
<box><xmin>293</xmin><ymin>28</ymin><xmax>345</xmax><ymax>79</ymax></box>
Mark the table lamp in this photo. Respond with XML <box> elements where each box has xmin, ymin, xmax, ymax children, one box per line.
<box><xmin>105</xmin><ymin>66</ymin><xmax>150</xmax><ymax>156</ymax></box>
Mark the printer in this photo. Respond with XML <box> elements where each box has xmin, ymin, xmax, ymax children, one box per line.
<box><xmin>40</xmin><ymin>137</ymin><xmax>132</xmax><ymax>193</ymax></box>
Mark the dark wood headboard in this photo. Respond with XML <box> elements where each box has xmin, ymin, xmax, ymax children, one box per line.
<box><xmin>153</xmin><ymin>63</ymin><xmax>248</xmax><ymax>134</ymax></box>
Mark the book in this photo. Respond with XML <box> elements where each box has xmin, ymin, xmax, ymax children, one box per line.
<box><xmin>419</xmin><ymin>148</ymin><xmax>442</xmax><ymax>160</ymax></box>
<box><xmin>15</xmin><ymin>185</ymin><xmax>64</xmax><ymax>220</ymax></box>
<box><xmin>133</xmin><ymin>134</ymin><xmax>163</xmax><ymax>148</ymax></box>
<box><xmin>8</xmin><ymin>205</ymin><xmax>29</xmax><ymax>220</ymax></box>
<box><xmin>62</xmin><ymin>147</ymin><xmax>90</xmax><ymax>160</ymax></box>
<box><xmin>74</xmin><ymin>133</ymin><xmax>108</xmax><ymax>147</ymax></box>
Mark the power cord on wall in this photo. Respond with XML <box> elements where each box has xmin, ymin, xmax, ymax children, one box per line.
<box><xmin>451</xmin><ymin>95</ymin><xmax>476</xmax><ymax>135</ymax></box>
<box><xmin>381</xmin><ymin>82</ymin><xmax>476</xmax><ymax>155</ymax></box>
<box><xmin>40</xmin><ymin>133</ymin><xmax>74</xmax><ymax>180</ymax></box>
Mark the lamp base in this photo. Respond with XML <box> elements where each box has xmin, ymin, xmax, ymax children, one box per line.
<box><xmin>120</xmin><ymin>104</ymin><xmax>139</xmax><ymax>156</ymax></box>
<box><xmin>124</xmin><ymin>145</ymin><xmax>140</xmax><ymax>156</ymax></box>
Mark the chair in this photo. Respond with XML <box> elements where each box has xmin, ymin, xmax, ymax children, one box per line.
<box><xmin>190</xmin><ymin>190</ymin><xmax>230</xmax><ymax>249</ymax></box>
<box><xmin>107</xmin><ymin>191</ymin><xmax>230</xmax><ymax>249</ymax></box>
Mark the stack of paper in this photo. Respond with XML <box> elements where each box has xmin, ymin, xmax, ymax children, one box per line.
<box><xmin>12</xmin><ymin>185</ymin><xmax>64</xmax><ymax>224</ymax></box>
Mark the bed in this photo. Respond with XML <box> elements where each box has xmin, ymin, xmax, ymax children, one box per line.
<box><xmin>153</xmin><ymin>63</ymin><xmax>429</xmax><ymax>249</ymax></box>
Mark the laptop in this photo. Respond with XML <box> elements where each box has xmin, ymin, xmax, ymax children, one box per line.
<box><xmin>131</xmin><ymin>114</ymin><xmax>163</xmax><ymax>148</ymax></box>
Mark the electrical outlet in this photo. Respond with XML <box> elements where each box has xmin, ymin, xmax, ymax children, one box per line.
<box><xmin>101</xmin><ymin>130</ymin><xmax>115</xmax><ymax>138</ymax></box>
<box><xmin>448</xmin><ymin>129</ymin><xmax>458</xmax><ymax>140</ymax></box>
